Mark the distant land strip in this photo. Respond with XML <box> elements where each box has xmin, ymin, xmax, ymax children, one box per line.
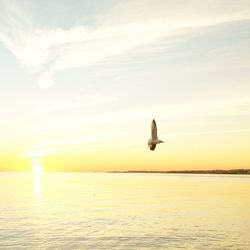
<box><xmin>109</xmin><ymin>169</ymin><xmax>250</xmax><ymax>175</ymax></box>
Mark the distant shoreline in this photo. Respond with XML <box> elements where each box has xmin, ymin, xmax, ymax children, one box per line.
<box><xmin>0</xmin><ymin>169</ymin><xmax>249</xmax><ymax>174</ymax></box>
<box><xmin>109</xmin><ymin>169</ymin><xmax>250</xmax><ymax>175</ymax></box>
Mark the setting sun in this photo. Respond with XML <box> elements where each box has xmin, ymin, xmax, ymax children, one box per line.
<box><xmin>32</xmin><ymin>164</ymin><xmax>43</xmax><ymax>175</ymax></box>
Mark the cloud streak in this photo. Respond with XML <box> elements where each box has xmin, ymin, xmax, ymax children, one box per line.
<box><xmin>16</xmin><ymin>97</ymin><xmax>250</xmax><ymax>137</ymax></box>
<box><xmin>36</xmin><ymin>94</ymin><xmax>117</xmax><ymax>113</ymax></box>
<box><xmin>168</xmin><ymin>129</ymin><xmax>250</xmax><ymax>137</ymax></box>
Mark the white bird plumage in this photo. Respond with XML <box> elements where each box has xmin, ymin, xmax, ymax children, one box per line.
<box><xmin>148</xmin><ymin>119</ymin><xmax>164</xmax><ymax>151</ymax></box>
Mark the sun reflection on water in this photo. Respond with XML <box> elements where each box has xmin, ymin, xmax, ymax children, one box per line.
<box><xmin>34</xmin><ymin>174</ymin><xmax>41</xmax><ymax>199</ymax></box>
<box><xmin>32</xmin><ymin>163</ymin><xmax>43</xmax><ymax>201</ymax></box>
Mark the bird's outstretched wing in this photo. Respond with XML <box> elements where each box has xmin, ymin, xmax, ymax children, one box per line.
<box><xmin>151</xmin><ymin>119</ymin><xmax>158</xmax><ymax>140</ymax></box>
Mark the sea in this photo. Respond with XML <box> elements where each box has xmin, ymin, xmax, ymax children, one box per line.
<box><xmin>0</xmin><ymin>173</ymin><xmax>249</xmax><ymax>249</ymax></box>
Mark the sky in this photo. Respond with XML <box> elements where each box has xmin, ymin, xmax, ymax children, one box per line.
<box><xmin>0</xmin><ymin>0</ymin><xmax>250</xmax><ymax>172</ymax></box>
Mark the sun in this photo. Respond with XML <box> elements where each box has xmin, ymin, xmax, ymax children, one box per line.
<box><xmin>32</xmin><ymin>164</ymin><xmax>43</xmax><ymax>175</ymax></box>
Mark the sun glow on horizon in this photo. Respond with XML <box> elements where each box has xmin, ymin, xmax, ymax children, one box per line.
<box><xmin>32</xmin><ymin>164</ymin><xmax>43</xmax><ymax>175</ymax></box>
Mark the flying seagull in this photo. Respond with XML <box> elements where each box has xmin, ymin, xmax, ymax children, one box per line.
<box><xmin>148</xmin><ymin>119</ymin><xmax>164</xmax><ymax>151</ymax></box>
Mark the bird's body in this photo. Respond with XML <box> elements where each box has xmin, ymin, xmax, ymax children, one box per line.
<box><xmin>148</xmin><ymin>119</ymin><xmax>164</xmax><ymax>151</ymax></box>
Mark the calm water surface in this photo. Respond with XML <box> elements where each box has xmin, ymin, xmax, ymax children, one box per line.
<box><xmin>0</xmin><ymin>173</ymin><xmax>249</xmax><ymax>249</ymax></box>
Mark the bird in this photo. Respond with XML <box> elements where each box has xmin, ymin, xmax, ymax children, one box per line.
<box><xmin>148</xmin><ymin>119</ymin><xmax>164</xmax><ymax>151</ymax></box>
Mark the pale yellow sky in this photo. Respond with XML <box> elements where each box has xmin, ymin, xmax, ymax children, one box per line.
<box><xmin>0</xmin><ymin>0</ymin><xmax>250</xmax><ymax>171</ymax></box>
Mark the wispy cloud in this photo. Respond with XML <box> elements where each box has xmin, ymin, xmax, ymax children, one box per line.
<box><xmin>16</xmin><ymin>97</ymin><xmax>250</xmax><ymax>137</ymax></box>
<box><xmin>23</xmin><ymin>147</ymin><xmax>61</xmax><ymax>158</ymax></box>
<box><xmin>36</xmin><ymin>94</ymin><xmax>117</xmax><ymax>113</ymax></box>
<box><xmin>168</xmin><ymin>129</ymin><xmax>250</xmax><ymax>137</ymax></box>
<box><xmin>1</xmin><ymin>0</ymin><xmax>250</xmax><ymax>87</ymax></box>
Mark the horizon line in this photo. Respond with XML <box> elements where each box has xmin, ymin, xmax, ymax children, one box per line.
<box><xmin>0</xmin><ymin>168</ymin><xmax>249</xmax><ymax>174</ymax></box>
